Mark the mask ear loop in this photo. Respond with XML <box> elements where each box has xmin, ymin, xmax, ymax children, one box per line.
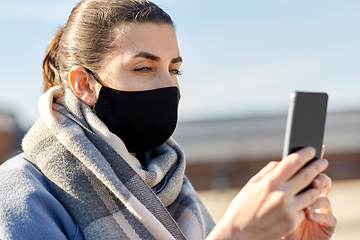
<box><xmin>84</xmin><ymin>68</ymin><xmax>104</xmax><ymax>110</ymax></box>
<box><xmin>84</xmin><ymin>68</ymin><xmax>104</xmax><ymax>86</ymax></box>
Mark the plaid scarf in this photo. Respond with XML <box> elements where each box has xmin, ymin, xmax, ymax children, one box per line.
<box><xmin>22</xmin><ymin>86</ymin><xmax>214</xmax><ymax>240</ymax></box>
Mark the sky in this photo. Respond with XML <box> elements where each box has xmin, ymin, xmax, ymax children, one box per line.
<box><xmin>0</xmin><ymin>0</ymin><xmax>360</xmax><ymax>130</ymax></box>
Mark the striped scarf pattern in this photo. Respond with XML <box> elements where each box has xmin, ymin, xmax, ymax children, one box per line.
<box><xmin>22</xmin><ymin>86</ymin><xmax>214</xmax><ymax>240</ymax></box>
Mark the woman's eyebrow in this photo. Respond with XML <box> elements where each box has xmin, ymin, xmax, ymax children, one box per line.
<box><xmin>171</xmin><ymin>56</ymin><xmax>183</xmax><ymax>64</ymax></box>
<box><xmin>133</xmin><ymin>52</ymin><xmax>160</xmax><ymax>61</ymax></box>
<box><xmin>133</xmin><ymin>52</ymin><xmax>182</xmax><ymax>64</ymax></box>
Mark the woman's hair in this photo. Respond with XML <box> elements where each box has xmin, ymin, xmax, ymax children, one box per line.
<box><xmin>42</xmin><ymin>0</ymin><xmax>173</xmax><ymax>92</ymax></box>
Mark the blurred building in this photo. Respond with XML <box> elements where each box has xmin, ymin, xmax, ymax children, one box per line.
<box><xmin>173</xmin><ymin>109</ymin><xmax>360</xmax><ymax>190</ymax></box>
<box><xmin>0</xmin><ymin>112</ymin><xmax>21</xmax><ymax>165</ymax></box>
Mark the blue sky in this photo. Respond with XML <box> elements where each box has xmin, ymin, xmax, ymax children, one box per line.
<box><xmin>1</xmin><ymin>0</ymin><xmax>359</xmax><ymax>130</ymax></box>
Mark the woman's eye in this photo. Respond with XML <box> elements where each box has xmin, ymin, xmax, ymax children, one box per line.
<box><xmin>134</xmin><ymin>67</ymin><xmax>153</xmax><ymax>73</ymax></box>
<box><xmin>170</xmin><ymin>69</ymin><xmax>182</xmax><ymax>76</ymax></box>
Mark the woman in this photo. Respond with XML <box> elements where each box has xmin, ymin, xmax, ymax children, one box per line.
<box><xmin>0</xmin><ymin>0</ymin><xmax>336</xmax><ymax>239</ymax></box>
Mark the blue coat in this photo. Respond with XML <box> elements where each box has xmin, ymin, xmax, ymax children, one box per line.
<box><xmin>0</xmin><ymin>153</ymin><xmax>85</xmax><ymax>240</ymax></box>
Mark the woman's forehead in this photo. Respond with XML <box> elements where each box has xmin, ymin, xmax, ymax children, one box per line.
<box><xmin>113</xmin><ymin>23</ymin><xmax>180</xmax><ymax>59</ymax></box>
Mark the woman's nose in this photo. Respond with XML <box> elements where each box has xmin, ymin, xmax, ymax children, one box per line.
<box><xmin>158</xmin><ymin>71</ymin><xmax>178</xmax><ymax>88</ymax></box>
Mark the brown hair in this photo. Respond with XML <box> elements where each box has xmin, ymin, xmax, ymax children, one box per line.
<box><xmin>42</xmin><ymin>0</ymin><xmax>174</xmax><ymax>93</ymax></box>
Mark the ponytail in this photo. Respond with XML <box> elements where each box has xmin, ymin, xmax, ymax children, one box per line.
<box><xmin>42</xmin><ymin>27</ymin><xmax>64</xmax><ymax>93</ymax></box>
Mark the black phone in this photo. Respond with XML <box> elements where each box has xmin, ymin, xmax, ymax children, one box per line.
<box><xmin>282</xmin><ymin>91</ymin><xmax>328</xmax><ymax>192</ymax></box>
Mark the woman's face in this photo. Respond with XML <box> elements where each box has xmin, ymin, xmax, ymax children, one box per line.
<box><xmin>96</xmin><ymin>23</ymin><xmax>182</xmax><ymax>92</ymax></box>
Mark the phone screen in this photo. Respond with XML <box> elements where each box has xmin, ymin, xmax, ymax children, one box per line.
<box><xmin>283</xmin><ymin>92</ymin><xmax>328</xmax><ymax>160</ymax></box>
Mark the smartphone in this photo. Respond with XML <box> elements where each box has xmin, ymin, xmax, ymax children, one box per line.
<box><xmin>282</xmin><ymin>91</ymin><xmax>328</xmax><ymax>192</ymax></box>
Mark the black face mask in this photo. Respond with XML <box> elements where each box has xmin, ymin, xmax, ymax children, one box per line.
<box><xmin>87</xmin><ymin>69</ymin><xmax>180</xmax><ymax>153</ymax></box>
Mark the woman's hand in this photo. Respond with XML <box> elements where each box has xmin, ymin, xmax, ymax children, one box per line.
<box><xmin>284</xmin><ymin>149</ymin><xmax>336</xmax><ymax>240</ymax></box>
<box><xmin>284</xmin><ymin>146</ymin><xmax>336</xmax><ymax>240</ymax></box>
<box><xmin>207</xmin><ymin>147</ymin><xmax>335</xmax><ymax>240</ymax></box>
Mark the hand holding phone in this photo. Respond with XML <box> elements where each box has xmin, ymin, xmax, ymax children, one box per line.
<box><xmin>282</xmin><ymin>91</ymin><xmax>328</xmax><ymax>192</ymax></box>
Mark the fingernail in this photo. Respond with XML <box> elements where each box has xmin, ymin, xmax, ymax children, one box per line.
<box><xmin>313</xmin><ymin>178</ymin><xmax>320</xmax><ymax>186</ymax></box>
<box><xmin>320</xmin><ymin>158</ymin><xmax>328</xmax><ymax>166</ymax></box>
<box><xmin>308</xmin><ymin>146</ymin><xmax>316</xmax><ymax>155</ymax></box>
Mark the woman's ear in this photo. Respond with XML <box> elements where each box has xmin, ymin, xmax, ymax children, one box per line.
<box><xmin>69</xmin><ymin>66</ymin><xmax>100</xmax><ymax>106</ymax></box>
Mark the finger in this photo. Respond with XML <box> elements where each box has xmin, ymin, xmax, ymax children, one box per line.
<box><xmin>321</xmin><ymin>145</ymin><xmax>325</xmax><ymax>159</ymax></box>
<box><xmin>293</xmin><ymin>187</ymin><xmax>324</xmax><ymax>212</ymax></box>
<box><xmin>323</xmin><ymin>184</ymin><xmax>331</xmax><ymax>196</ymax></box>
<box><xmin>319</xmin><ymin>174</ymin><xmax>333</xmax><ymax>197</ymax></box>
<box><xmin>271</xmin><ymin>147</ymin><xmax>316</xmax><ymax>183</ymax></box>
<box><xmin>249</xmin><ymin>161</ymin><xmax>279</xmax><ymax>183</ymax></box>
<box><xmin>304</xmin><ymin>196</ymin><xmax>332</xmax><ymax>215</ymax></box>
<box><xmin>311</xmin><ymin>173</ymin><xmax>332</xmax><ymax>195</ymax></box>
<box><xmin>306</xmin><ymin>212</ymin><xmax>337</xmax><ymax>228</ymax></box>
<box><xmin>287</xmin><ymin>158</ymin><xmax>328</xmax><ymax>195</ymax></box>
